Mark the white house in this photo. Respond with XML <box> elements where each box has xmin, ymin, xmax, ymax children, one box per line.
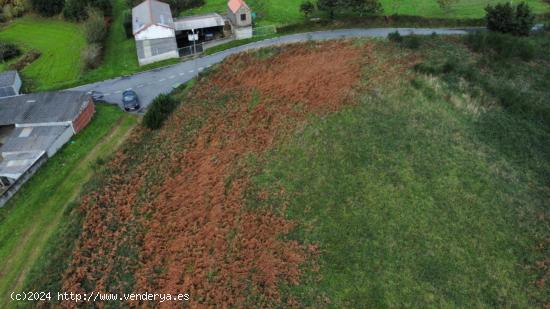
<box><xmin>132</xmin><ymin>0</ymin><xmax>254</xmax><ymax>66</ymax></box>
<box><xmin>132</xmin><ymin>0</ymin><xmax>179</xmax><ymax>66</ymax></box>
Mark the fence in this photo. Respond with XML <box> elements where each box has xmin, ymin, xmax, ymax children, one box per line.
<box><xmin>253</xmin><ymin>25</ymin><xmax>277</xmax><ymax>37</ymax></box>
<box><xmin>178</xmin><ymin>42</ymin><xmax>204</xmax><ymax>57</ymax></box>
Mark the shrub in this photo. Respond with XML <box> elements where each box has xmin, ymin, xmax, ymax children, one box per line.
<box><xmin>485</xmin><ymin>2</ymin><xmax>534</xmax><ymax>36</ymax></box>
<box><xmin>0</xmin><ymin>41</ymin><xmax>21</xmax><ymax>61</ymax></box>
<box><xmin>64</xmin><ymin>0</ymin><xmax>113</xmax><ymax>21</ymax></box>
<box><xmin>90</xmin><ymin>0</ymin><xmax>113</xmax><ymax>17</ymax></box>
<box><xmin>514</xmin><ymin>2</ymin><xmax>535</xmax><ymax>36</ymax></box>
<box><xmin>81</xmin><ymin>43</ymin><xmax>102</xmax><ymax>70</ymax></box>
<box><xmin>388</xmin><ymin>31</ymin><xmax>403</xmax><ymax>42</ymax></box>
<box><xmin>123</xmin><ymin>9</ymin><xmax>133</xmax><ymax>38</ymax></box>
<box><xmin>84</xmin><ymin>8</ymin><xmax>107</xmax><ymax>44</ymax></box>
<box><xmin>300</xmin><ymin>0</ymin><xmax>315</xmax><ymax>17</ymax></box>
<box><xmin>143</xmin><ymin>94</ymin><xmax>179</xmax><ymax>130</ymax></box>
<box><xmin>403</xmin><ymin>34</ymin><xmax>421</xmax><ymax>49</ymax></box>
<box><xmin>30</xmin><ymin>0</ymin><xmax>64</xmax><ymax>16</ymax></box>
<box><xmin>63</xmin><ymin>0</ymin><xmax>88</xmax><ymax>21</ymax></box>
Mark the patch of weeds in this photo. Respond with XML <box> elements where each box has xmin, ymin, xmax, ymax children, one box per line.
<box><xmin>248</xmin><ymin>89</ymin><xmax>261</xmax><ymax>112</ymax></box>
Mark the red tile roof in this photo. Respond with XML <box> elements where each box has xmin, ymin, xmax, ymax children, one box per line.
<box><xmin>228</xmin><ymin>0</ymin><xmax>248</xmax><ymax>14</ymax></box>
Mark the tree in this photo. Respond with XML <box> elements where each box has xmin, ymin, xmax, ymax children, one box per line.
<box><xmin>317</xmin><ymin>0</ymin><xmax>338</xmax><ymax>19</ymax></box>
<box><xmin>300</xmin><ymin>0</ymin><xmax>315</xmax><ymax>17</ymax></box>
<box><xmin>30</xmin><ymin>0</ymin><xmax>64</xmax><ymax>16</ymax></box>
<box><xmin>514</xmin><ymin>2</ymin><xmax>535</xmax><ymax>36</ymax></box>
<box><xmin>350</xmin><ymin>0</ymin><xmax>383</xmax><ymax>16</ymax></box>
<box><xmin>486</xmin><ymin>2</ymin><xmax>534</xmax><ymax>36</ymax></box>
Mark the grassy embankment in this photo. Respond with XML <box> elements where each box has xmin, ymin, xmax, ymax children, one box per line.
<box><xmin>0</xmin><ymin>105</ymin><xmax>137</xmax><ymax>307</ymax></box>
<box><xmin>246</xmin><ymin>32</ymin><xmax>550</xmax><ymax>307</ymax></box>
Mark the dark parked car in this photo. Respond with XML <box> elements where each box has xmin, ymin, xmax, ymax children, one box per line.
<box><xmin>122</xmin><ymin>89</ymin><xmax>140</xmax><ymax>111</ymax></box>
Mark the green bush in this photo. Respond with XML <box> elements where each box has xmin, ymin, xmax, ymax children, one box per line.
<box><xmin>63</xmin><ymin>0</ymin><xmax>112</xmax><ymax>21</ymax></box>
<box><xmin>387</xmin><ymin>31</ymin><xmax>403</xmax><ymax>42</ymax></box>
<box><xmin>63</xmin><ymin>0</ymin><xmax>87</xmax><ymax>21</ymax></box>
<box><xmin>30</xmin><ymin>0</ymin><xmax>64</xmax><ymax>16</ymax></box>
<box><xmin>485</xmin><ymin>2</ymin><xmax>534</xmax><ymax>36</ymax></box>
<box><xmin>84</xmin><ymin>8</ymin><xmax>107</xmax><ymax>44</ymax></box>
<box><xmin>403</xmin><ymin>34</ymin><xmax>421</xmax><ymax>49</ymax></box>
<box><xmin>143</xmin><ymin>94</ymin><xmax>179</xmax><ymax>130</ymax></box>
<box><xmin>0</xmin><ymin>41</ymin><xmax>21</xmax><ymax>61</ymax></box>
<box><xmin>300</xmin><ymin>0</ymin><xmax>315</xmax><ymax>17</ymax></box>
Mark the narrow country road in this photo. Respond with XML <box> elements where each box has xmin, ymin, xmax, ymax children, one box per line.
<box><xmin>72</xmin><ymin>28</ymin><xmax>470</xmax><ymax>109</ymax></box>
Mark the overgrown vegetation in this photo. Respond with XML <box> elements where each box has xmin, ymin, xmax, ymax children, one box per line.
<box><xmin>143</xmin><ymin>93</ymin><xmax>180</xmax><ymax>130</ymax></box>
<box><xmin>0</xmin><ymin>41</ymin><xmax>20</xmax><ymax>61</ymax></box>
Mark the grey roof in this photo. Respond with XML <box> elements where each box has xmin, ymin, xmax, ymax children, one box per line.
<box><xmin>133</xmin><ymin>0</ymin><xmax>174</xmax><ymax>34</ymax></box>
<box><xmin>0</xmin><ymin>71</ymin><xmax>18</xmax><ymax>88</ymax></box>
<box><xmin>0</xmin><ymin>91</ymin><xmax>90</xmax><ymax>126</ymax></box>
<box><xmin>174</xmin><ymin>13</ymin><xmax>225</xmax><ymax>31</ymax></box>
<box><xmin>0</xmin><ymin>151</ymin><xmax>44</xmax><ymax>179</ymax></box>
<box><xmin>0</xmin><ymin>126</ymin><xmax>67</xmax><ymax>155</ymax></box>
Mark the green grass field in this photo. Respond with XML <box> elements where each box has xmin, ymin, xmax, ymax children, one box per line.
<box><xmin>248</xmin><ymin>33</ymin><xmax>550</xmax><ymax>306</ymax></box>
<box><xmin>183</xmin><ymin>0</ymin><xmax>549</xmax><ymax>25</ymax></box>
<box><xmin>0</xmin><ymin>17</ymin><xmax>85</xmax><ymax>91</ymax></box>
<box><xmin>0</xmin><ymin>105</ymin><xmax>137</xmax><ymax>307</ymax></box>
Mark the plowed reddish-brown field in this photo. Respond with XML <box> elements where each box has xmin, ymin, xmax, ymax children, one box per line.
<box><xmin>59</xmin><ymin>41</ymin><xmax>407</xmax><ymax>307</ymax></box>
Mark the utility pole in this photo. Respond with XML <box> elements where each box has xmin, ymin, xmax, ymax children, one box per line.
<box><xmin>192</xmin><ymin>29</ymin><xmax>197</xmax><ymax>55</ymax></box>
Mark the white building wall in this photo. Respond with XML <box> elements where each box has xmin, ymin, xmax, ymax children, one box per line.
<box><xmin>135</xmin><ymin>25</ymin><xmax>175</xmax><ymax>41</ymax></box>
<box><xmin>47</xmin><ymin>126</ymin><xmax>74</xmax><ymax>157</ymax></box>
<box><xmin>138</xmin><ymin>50</ymin><xmax>180</xmax><ymax>66</ymax></box>
<box><xmin>235</xmin><ymin>26</ymin><xmax>253</xmax><ymax>39</ymax></box>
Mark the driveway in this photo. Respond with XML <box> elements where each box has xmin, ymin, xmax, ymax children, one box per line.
<box><xmin>72</xmin><ymin>28</ymin><xmax>470</xmax><ymax>110</ymax></box>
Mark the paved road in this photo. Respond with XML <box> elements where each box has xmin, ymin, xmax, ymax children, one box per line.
<box><xmin>73</xmin><ymin>28</ymin><xmax>470</xmax><ymax>110</ymax></box>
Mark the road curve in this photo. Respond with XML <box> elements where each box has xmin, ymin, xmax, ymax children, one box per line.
<box><xmin>73</xmin><ymin>28</ymin><xmax>470</xmax><ymax>109</ymax></box>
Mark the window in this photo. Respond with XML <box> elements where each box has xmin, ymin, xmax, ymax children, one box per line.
<box><xmin>240</xmin><ymin>14</ymin><xmax>246</xmax><ymax>21</ymax></box>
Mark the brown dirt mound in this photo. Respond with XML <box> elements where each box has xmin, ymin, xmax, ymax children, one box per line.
<box><xmin>61</xmin><ymin>40</ymin><xmax>411</xmax><ymax>307</ymax></box>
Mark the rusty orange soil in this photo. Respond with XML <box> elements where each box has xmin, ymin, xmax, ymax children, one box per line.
<box><xmin>60</xmin><ymin>40</ymin><xmax>415</xmax><ymax>307</ymax></box>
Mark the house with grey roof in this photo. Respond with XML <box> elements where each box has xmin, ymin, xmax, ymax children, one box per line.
<box><xmin>132</xmin><ymin>0</ymin><xmax>179</xmax><ymax>66</ymax></box>
<box><xmin>0</xmin><ymin>71</ymin><xmax>22</xmax><ymax>98</ymax></box>
<box><xmin>0</xmin><ymin>91</ymin><xmax>95</xmax><ymax>207</ymax></box>
<box><xmin>132</xmin><ymin>0</ymin><xmax>252</xmax><ymax>65</ymax></box>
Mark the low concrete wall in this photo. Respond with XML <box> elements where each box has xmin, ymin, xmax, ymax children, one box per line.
<box><xmin>235</xmin><ymin>26</ymin><xmax>252</xmax><ymax>39</ymax></box>
<box><xmin>138</xmin><ymin>50</ymin><xmax>180</xmax><ymax>66</ymax></box>
<box><xmin>0</xmin><ymin>153</ymin><xmax>47</xmax><ymax>208</ymax></box>
<box><xmin>47</xmin><ymin>126</ymin><xmax>73</xmax><ymax>157</ymax></box>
